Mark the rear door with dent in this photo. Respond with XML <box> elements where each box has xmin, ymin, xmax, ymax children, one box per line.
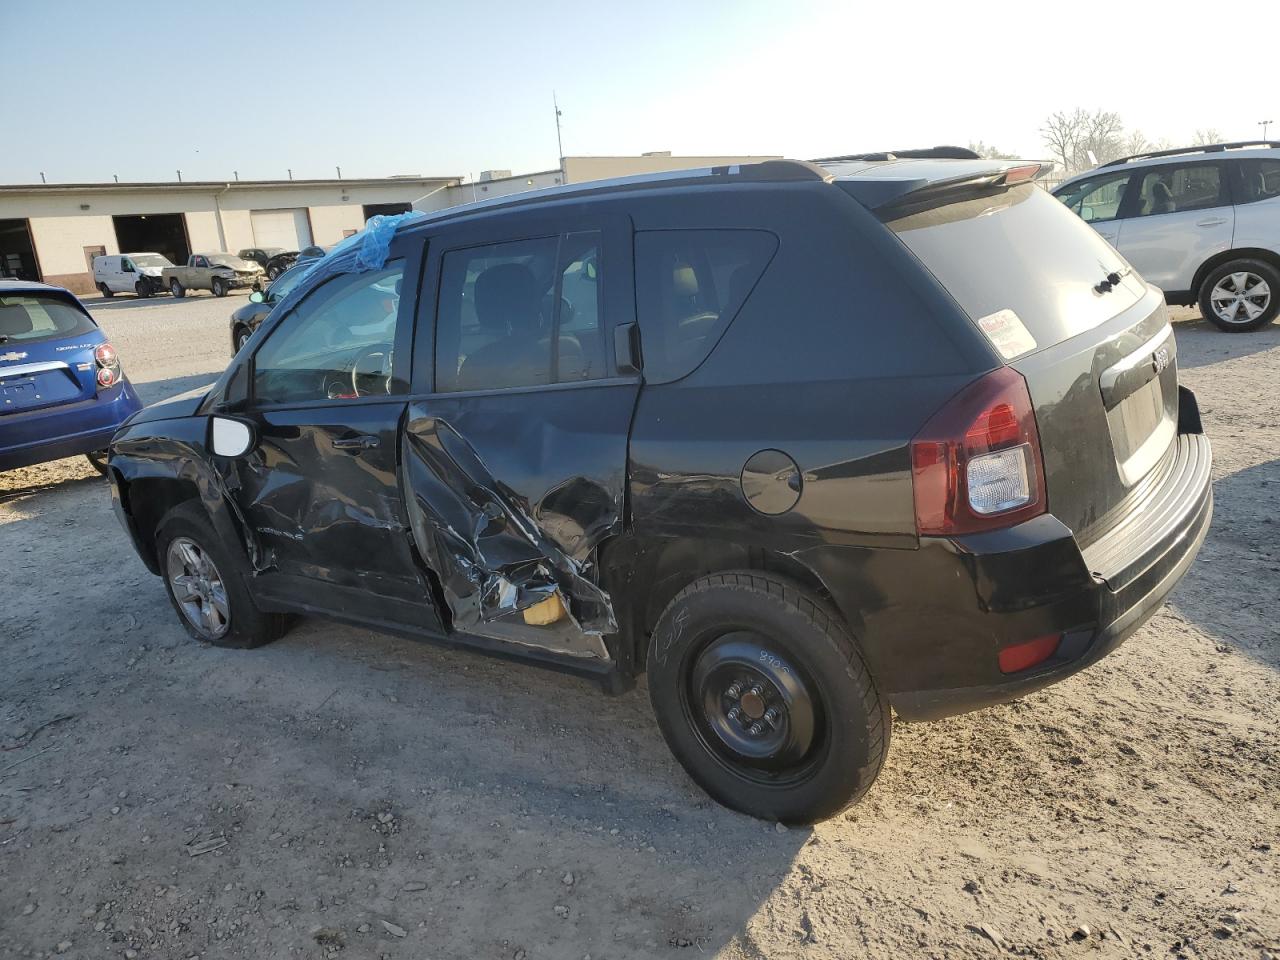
<box><xmin>402</xmin><ymin>210</ymin><xmax>640</xmax><ymax>661</ymax></box>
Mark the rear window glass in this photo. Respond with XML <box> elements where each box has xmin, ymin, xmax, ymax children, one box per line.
<box><xmin>0</xmin><ymin>294</ymin><xmax>97</xmax><ymax>345</ymax></box>
<box><xmin>634</xmin><ymin>229</ymin><xmax>777</xmax><ymax>383</ymax></box>
<box><xmin>886</xmin><ymin>185</ymin><xmax>1140</xmax><ymax>355</ymax></box>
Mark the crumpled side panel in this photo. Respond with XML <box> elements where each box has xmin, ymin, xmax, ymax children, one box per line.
<box><xmin>297</xmin><ymin>212</ymin><xmax>429</xmax><ymax>287</ymax></box>
<box><xmin>401</xmin><ymin>415</ymin><xmax>618</xmax><ymax>648</ymax></box>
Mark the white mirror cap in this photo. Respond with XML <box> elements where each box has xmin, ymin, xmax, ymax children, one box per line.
<box><xmin>210</xmin><ymin>417</ymin><xmax>254</xmax><ymax>458</ymax></box>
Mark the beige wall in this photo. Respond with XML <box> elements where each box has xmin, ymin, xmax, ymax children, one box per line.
<box><xmin>307</xmin><ymin>204</ymin><xmax>367</xmax><ymax>245</ymax></box>
<box><xmin>561</xmin><ymin>155</ymin><xmax>783</xmax><ymax>184</ymax></box>
<box><xmin>27</xmin><ymin>214</ymin><xmax>118</xmax><ymax>278</ymax></box>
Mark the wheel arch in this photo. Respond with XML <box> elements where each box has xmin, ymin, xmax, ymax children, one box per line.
<box><xmin>601</xmin><ymin>534</ymin><xmax>851</xmax><ymax>678</ymax></box>
<box><xmin>1191</xmin><ymin>247</ymin><xmax>1280</xmax><ymax>299</ymax></box>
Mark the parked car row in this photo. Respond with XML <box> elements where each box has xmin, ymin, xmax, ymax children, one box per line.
<box><xmin>94</xmin><ymin>251</ymin><xmax>265</xmax><ymax>299</ymax></box>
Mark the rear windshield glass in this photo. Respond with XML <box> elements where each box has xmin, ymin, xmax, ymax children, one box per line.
<box><xmin>886</xmin><ymin>185</ymin><xmax>1142</xmax><ymax>355</ymax></box>
<box><xmin>0</xmin><ymin>294</ymin><xmax>97</xmax><ymax>345</ymax></box>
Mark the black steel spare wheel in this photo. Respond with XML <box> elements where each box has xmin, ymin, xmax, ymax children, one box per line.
<box><xmin>647</xmin><ymin>571</ymin><xmax>890</xmax><ymax>824</ymax></box>
<box><xmin>690</xmin><ymin>633</ymin><xmax>818</xmax><ymax>777</ymax></box>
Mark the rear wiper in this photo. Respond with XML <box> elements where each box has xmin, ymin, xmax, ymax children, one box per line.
<box><xmin>1094</xmin><ymin>266</ymin><xmax>1131</xmax><ymax>294</ymax></box>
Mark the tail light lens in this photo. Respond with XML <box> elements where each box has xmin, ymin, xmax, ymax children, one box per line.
<box><xmin>910</xmin><ymin>366</ymin><xmax>1046</xmax><ymax>535</ymax></box>
<box><xmin>94</xmin><ymin>342</ymin><xmax>122</xmax><ymax>389</ymax></box>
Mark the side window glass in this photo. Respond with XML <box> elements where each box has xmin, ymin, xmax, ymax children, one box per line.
<box><xmin>435</xmin><ymin>237</ymin><xmax>559</xmax><ymax>392</ymax></box>
<box><xmin>194</xmin><ymin>256</ymin><xmax>207</xmax><ymax>268</ymax></box>
<box><xmin>1058</xmin><ymin>173</ymin><xmax>1131</xmax><ymax>223</ymax></box>
<box><xmin>252</xmin><ymin>263</ymin><xmax>404</xmax><ymax>405</ymax></box>
<box><xmin>1238</xmin><ymin>158</ymin><xmax>1280</xmax><ymax>203</ymax></box>
<box><xmin>1133</xmin><ymin>163</ymin><xmax>1223</xmax><ymax>217</ymax></box>
<box><xmin>554</xmin><ymin>231</ymin><xmax>607</xmax><ymax>382</ymax></box>
<box><xmin>633</xmin><ymin>229</ymin><xmax>778</xmax><ymax>384</ymax></box>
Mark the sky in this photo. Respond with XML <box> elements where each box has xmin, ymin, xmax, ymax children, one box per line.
<box><xmin>4</xmin><ymin>0</ymin><xmax>1276</xmax><ymax>185</ymax></box>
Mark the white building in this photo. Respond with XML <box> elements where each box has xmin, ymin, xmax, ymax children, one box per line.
<box><xmin>0</xmin><ymin>176</ymin><xmax>459</xmax><ymax>293</ymax></box>
<box><xmin>0</xmin><ymin>154</ymin><xmax>781</xmax><ymax>294</ymax></box>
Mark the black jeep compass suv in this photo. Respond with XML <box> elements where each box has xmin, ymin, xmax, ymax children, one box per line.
<box><xmin>108</xmin><ymin>154</ymin><xmax>1212</xmax><ymax>823</ymax></box>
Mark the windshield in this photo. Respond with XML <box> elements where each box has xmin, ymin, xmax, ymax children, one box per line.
<box><xmin>0</xmin><ymin>294</ymin><xmax>97</xmax><ymax>345</ymax></box>
<box><xmin>261</xmin><ymin>247</ymin><xmax>287</xmax><ymax>256</ymax></box>
<box><xmin>209</xmin><ymin>254</ymin><xmax>252</xmax><ymax>269</ymax></box>
<box><xmin>130</xmin><ymin>254</ymin><xmax>173</xmax><ymax>268</ymax></box>
<box><xmin>267</xmin><ymin>263</ymin><xmax>311</xmax><ymax>301</ymax></box>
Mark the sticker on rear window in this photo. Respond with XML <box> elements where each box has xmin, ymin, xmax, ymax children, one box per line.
<box><xmin>975</xmin><ymin>309</ymin><xmax>1037</xmax><ymax>360</ymax></box>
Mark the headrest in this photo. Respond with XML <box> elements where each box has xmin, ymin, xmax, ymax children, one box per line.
<box><xmin>672</xmin><ymin>264</ymin><xmax>699</xmax><ymax>299</ymax></box>
<box><xmin>0</xmin><ymin>308</ymin><xmax>35</xmax><ymax>337</ymax></box>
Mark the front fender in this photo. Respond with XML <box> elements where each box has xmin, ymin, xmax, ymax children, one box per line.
<box><xmin>109</xmin><ymin>416</ymin><xmax>263</xmax><ymax>573</ymax></box>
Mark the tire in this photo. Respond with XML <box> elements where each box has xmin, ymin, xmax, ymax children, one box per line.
<box><xmin>135</xmin><ymin>281</ymin><xmax>151</xmax><ymax>299</ymax></box>
<box><xmin>267</xmin><ymin>265</ymin><xmax>282</xmax><ymax>280</ymax></box>
<box><xmin>647</xmin><ymin>571</ymin><xmax>890</xmax><ymax>824</ymax></box>
<box><xmin>233</xmin><ymin>326</ymin><xmax>252</xmax><ymax>354</ymax></box>
<box><xmin>155</xmin><ymin>501</ymin><xmax>290</xmax><ymax>648</ymax></box>
<box><xmin>98</xmin><ymin>282</ymin><xmax>114</xmax><ymax>299</ymax></box>
<box><xmin>212</xmin><ymin>277</ymin><xmax>228</xmax><ymax>298</ymax></box>
<box><xmin>1198</xmin><ymin>258</ymin><xmax>1280</xmax><ymax>332</ymax></box>
<box><xmin>170</xmin><ymin>278</ymin><xmax>185</xmax><ymax>299</ymax></box>
<box><xmin>84</xmin><ymin>449</ymin><xmax>110</xmax><ymax>475</ymax></box>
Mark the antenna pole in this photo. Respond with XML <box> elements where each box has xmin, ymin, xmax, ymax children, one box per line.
<box><xmin>553</xmin><ymin>92</ymin><xmax>564</xmax><ymax>165</ymax></box>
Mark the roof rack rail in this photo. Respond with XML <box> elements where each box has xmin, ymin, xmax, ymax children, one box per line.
<box><xmin>1101</xmin><ymin>140</ymin><xmax>1280</xmax><ymax>167</ymax></box>
<box><xmin>812</xmin><ymin>146</ymin><xmax>982</xmax><ymax>163</ymax></box>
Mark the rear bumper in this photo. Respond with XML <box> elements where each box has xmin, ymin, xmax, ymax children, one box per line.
<box><xmin>801</xmin><ymin>426</ymin><xmax>1213</xmax><ymax>722</ymax></box>
<box><xmin>0</xmin><ymin>383</ymin><xmax>143</xmax><ymax>471</ymax></box>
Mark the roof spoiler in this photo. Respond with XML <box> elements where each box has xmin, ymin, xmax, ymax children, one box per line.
<box><xmin>812</xmin><ymin>146</ymin><xmax>982</xmax><ymax>163</ymax></box>
<box><xmin>848</xmin><ymin>162</ymin><xmax>1048</xmax><ymax>214</ymax></box>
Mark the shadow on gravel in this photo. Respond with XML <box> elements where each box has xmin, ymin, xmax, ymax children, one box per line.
<box><xmin>1166</xmin><ymin>457</ymin><xmax>1280</xmax><ymax>670</ymax></box>
<box><xmin>83</xmin><ymin>292</ymin><xmax>251</xmax><ymax>311</ymax></box>
<box><xmin>130</xmin><ymin>372</ymin><xmax>219</xmax><ymax>404</ymax></box>
<box><xmin>1174</xmin><ymin>318</ymin><xmax>1280</xmax><ymax>369</ymax></box>
<box><xmin>0</xmin><ymin>467</ymin><xmax>104</xmax><ymax>504</ymax></box>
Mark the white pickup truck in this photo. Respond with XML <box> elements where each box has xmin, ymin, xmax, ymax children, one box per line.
<box><xmin>162</xmin><ymin>254</ymin><xmax>264</xmax><ymax>298</ymax></box>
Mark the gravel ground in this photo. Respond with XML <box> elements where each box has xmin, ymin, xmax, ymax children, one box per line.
<box><xmin>1</xmin><ymin>292</ymin><xmax>1277</xmax><ymax>960</ymax></box>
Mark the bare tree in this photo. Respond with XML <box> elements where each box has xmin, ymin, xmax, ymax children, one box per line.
<box><xmin>1041</xmin><ymin>109</ymin><xmax>1083</xmax><ymax>175</ymax></box>
<box><xmin>968</xmin><ymin>141</ymin><xmax>1020</xmax><ymax>160</ymax></box>
<box><xmin>1122</xmin><ymin>130</ymin><xmax>1152</xmax><ymax>158</ymax></box>
<box><xmin>1192</xmin><ymin>128</ymin><xmax>1223</xmax><ymax>146</ymax></box>
<box><xmin>1041</xmin><ymin>108</ymin><xmax>1149</xmax><ymax>174</ymax></box>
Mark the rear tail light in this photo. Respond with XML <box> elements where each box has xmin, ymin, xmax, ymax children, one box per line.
<box><xmin>910</xmin><ymin>366</ymin><xmax>1046</xmax><ymax>535</ymax></box>
<box><xmin>94</xmin><ymin>341</ymin><xmax>122</xmax><ymax>389</ymax></box>
<box><xmin>998</xmin><ymin>633</ymin><xmax>1061</xmax><ymax>673</ymax></box>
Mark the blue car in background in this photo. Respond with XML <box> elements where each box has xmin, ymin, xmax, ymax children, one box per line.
<box><xmin>0</xmin><ymin>279</ymin><xmax>142</xmax><ymax>474</ymax></box>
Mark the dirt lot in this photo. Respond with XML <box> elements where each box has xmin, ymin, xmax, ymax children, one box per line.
<box><xmin>2</xmin><ymin>292</ymin><xmax>1277</xmax><ymax>960</ymax></box>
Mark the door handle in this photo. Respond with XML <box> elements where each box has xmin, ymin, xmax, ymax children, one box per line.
<box><xmin>1196</xmin><ymin>217</ymin><xmax>1228</xmax><ymax>227</ymax></box>
<box><xmin>332</xmin><ymin>434</ymin><xmax>380</xmax><ymax>450</ymax></box>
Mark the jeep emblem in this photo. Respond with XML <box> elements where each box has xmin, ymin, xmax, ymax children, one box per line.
<box><xmin>1152</xmin><ymin>346</ymin><xmax>1171</xmax><ymax>375</ymax></box>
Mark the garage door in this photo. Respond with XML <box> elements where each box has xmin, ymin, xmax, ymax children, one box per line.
<box><xmin>250</xmin><ymin>208</ymin><xmax>312</xmax><ymax>251</ymax></box>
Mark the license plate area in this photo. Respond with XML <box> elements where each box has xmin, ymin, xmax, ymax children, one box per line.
<box><xmin>1100</xmin><ymin>327</ymin><xmax>1179</xmax><ymax>486</ymax></box>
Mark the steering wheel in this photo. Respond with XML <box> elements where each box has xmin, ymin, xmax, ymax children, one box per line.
<box><xmin>349</xmin><ymin>344</ymin><xmax>394</xmax><ymax>398</ymax></box>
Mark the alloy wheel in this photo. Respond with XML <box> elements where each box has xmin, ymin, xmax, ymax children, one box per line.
<box><xmin>1210</xmin><ymin>271</ymin><xmax>1271</xmax><ymax>325</ymax></box>
<box><xmin>166</xmin><ymin>537</ymin><xmax>231</xmax><ymax>640</ymax></box>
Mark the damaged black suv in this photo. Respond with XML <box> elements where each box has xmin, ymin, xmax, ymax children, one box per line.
<box><xmin>109</xmin><ymin>154</ymin><xmax>1212</xmax><ymax>823</ymax></box>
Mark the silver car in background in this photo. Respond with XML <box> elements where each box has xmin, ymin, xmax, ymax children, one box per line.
<box><xmin>1054</xmin><ymin>142</ymin><xmax>1280</xmax><ymax>332</ymax></box>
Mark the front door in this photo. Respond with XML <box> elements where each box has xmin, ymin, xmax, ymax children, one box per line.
<box><xmin>1055</xmin><ymin>168</ymin><xmax>1133</xmax><ymax>247</ymax></box>
<box><xmin>228</xmin><ymin>244</ymin><xmax>440</xmax><ymax>629</ymax></box>
<box><xmin>403</xmin><ymin>212</ymin><xmax>640</xmax><ymax>661</ymax></box>
<box><xmin>1115</xmin><ymin>160</ymin><xmax>1234</xmax><ymax>292</ymax></box>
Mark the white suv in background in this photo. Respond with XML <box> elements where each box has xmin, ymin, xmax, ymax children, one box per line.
<box><xmin>1054</xmin><ymin>142</ymin><xmax>1280</xmax><ymax>332</ymax></box>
